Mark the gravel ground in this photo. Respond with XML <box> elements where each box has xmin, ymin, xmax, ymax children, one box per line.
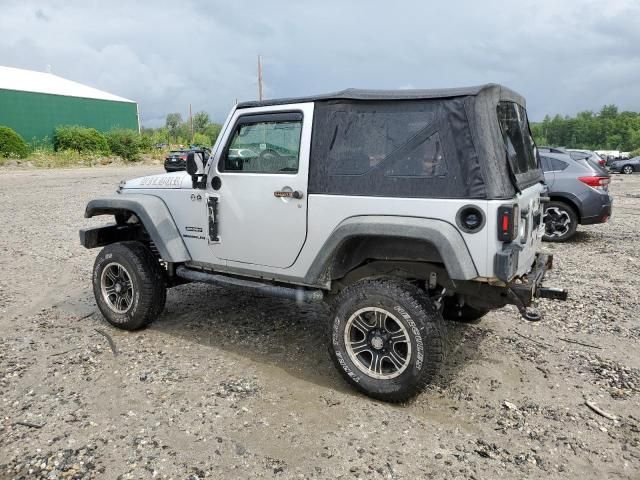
<box><xmin>0</xmin><ymin>166</ymin><xmax>638</xmax><ymax>479</ymax></box>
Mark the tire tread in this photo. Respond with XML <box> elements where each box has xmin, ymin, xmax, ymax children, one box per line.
<box><xmin>93</xmin><ymin>241</ymin><xmax>166</xmax><ymax>330</ymax></box>
<box><xmin>328</xmin><ymin>279</ymin><xmax>445</xmax><ymax>403</ymax></box>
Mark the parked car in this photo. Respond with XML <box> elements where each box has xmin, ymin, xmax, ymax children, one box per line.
<box><xmin>539</xmin><ymin>151</ymin><xmax>613</xmax><ymax>241</ymax></box>
<box><xmin>164</xmin><ymin>148</ymin><xmax>210</xmax><ymax>172</ymax></box>
<box><xmin>609</xmin><ymin>156</ymin><xmax>640</xmax><ymax>174</ymax></box>
<box><xmin>80</xmin><ymin>84</ymin><xmax>567</xmax><ymax>402</ymax></box>
<box><xmin>164</xmin><ymin>150</ymin><xmax>188</xmax><ymax>172</ymax></box>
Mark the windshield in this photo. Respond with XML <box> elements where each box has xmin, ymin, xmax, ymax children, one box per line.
<box><xmin>496</xmin><ymin>101</ymin><xmax>540</xmax><ymax>186</ymax></box>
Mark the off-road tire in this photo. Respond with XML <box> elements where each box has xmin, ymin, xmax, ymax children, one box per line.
<box><xmin>543</xmin><ymin>200</ymin><xmax>578</xmax><ymax>242</ymax></box>
<box><xmin>328</xmin><ymin>279</ymin><xmax>445</xmax><ymax>402</ymax></box>
<box><xmin>622</xmin><ymin>165</ymin><xmax>634</xmax><ymax>174</ymax></box>
<box><xmin>92</xmin><ymin>241</ymin><xmax>166</xmax><ymax>330</ymax></box>
<box><xmin>442</xmin><ymin>300</ymin><xmax>489</xmax><ymax>324</ymax></box>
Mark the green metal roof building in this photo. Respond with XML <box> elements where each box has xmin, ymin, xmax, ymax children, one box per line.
<box><xmin>0</xmin><ymin>66</ymin><xmax>139</xmax><ymax>143</ymax></box>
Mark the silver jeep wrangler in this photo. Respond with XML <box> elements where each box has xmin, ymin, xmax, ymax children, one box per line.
<box><xmin>81</xmin><ymin>84</ymin><xmax>566</xmax><ymax>402</ymax></box>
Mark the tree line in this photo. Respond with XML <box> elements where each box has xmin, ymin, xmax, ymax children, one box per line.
<box><xmin>141</xmin><ymin>111</ymin><xmax>223</xmax><ymax>148</ymax></box>
<box><xmin>530</xmin><ymin>105</ymin><xmax>640</xmax><ymax>155</ymax></box>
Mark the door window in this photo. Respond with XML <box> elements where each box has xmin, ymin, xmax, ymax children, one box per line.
<box><xmin>222</xmin><ymin>115</ymin><xmax>302</xmax><ymax>174</ymax></box>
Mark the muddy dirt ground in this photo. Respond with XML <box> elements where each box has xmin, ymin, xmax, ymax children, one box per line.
<box><xmin>0</xmin><ymin>166</ymin><xmax>638</xmax><ymax>479</ymax></box>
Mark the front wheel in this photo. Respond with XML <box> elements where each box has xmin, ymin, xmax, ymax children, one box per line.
<box><xmin>92</xmin><ymin>241</ymin><xmax>166</xmax><ymax>330</ymax></box>
<box><xmin>328</xmin><ymin>279</ymin><xmax>445</xmax><ymax>402</ymax></box>
<box><xmin>543</xmin><ymin>201</ymin><xmax>578</xmax><ymax>242</ymax></box>
<box><xmin>622</xmin><ymin>165</ymin><xmax>634</xmax><ymax>174</ymax></box>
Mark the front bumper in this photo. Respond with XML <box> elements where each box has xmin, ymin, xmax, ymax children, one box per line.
<box><xmin>510</xmin><ymin>253</ymin><xmax>568</xmax><ymax>309</ymax></box>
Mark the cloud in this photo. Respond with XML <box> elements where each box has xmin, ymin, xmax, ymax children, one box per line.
<box><xmin>0</xmin><ymin>0</ymin><xmax>638</xmax><ymax>125</ymax></box>
<box><xmin>34</xmin><ymin>8</ymin><xmax>50</xmax><ymax>21</ymax></box>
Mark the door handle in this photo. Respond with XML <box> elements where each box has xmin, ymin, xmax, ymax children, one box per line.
<box><xmin>274</xmin><ymin>190</ymin><xmax>303</xmax><ymax>199</ymax></box>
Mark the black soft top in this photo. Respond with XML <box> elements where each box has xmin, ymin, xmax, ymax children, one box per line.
<box><xmin>234</xmin><ymin>84</ymin><xmax>540</xmax><ymax>200</ymax></box>
<box><xmin>237</xmin><ymin>83</ymin><xmax>525</xmax><ymax>109</ymax></box>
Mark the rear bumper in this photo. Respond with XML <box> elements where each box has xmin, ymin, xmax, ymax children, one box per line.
<box><xmin>581</xmin><ymin>196</ymin><xmax>613</xmax><ymax>225</ymax></box>
<box><xmin>164</xmin><ymin>161</ymin><xmax>186</xmax><ymax>171</ymax></box>
<box><xmin>510</xmin><ymin>253</ymin><xmax>567</xmax><ymax>307</ymax></box>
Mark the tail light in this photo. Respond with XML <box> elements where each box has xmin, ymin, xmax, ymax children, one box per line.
<box><xmin>599</xmin><ymin>159</ymin><xmax>606</xmax><ymax>167</ymax></box>
<box><xmin>579</xmin><ymin>176</ymin><xmax>609</xmax><ymax>191</ymax></box>
<box><xmin>497</xmin><ymin>204</ymin><xmax>520</xmax><ymax>242</ymax></box>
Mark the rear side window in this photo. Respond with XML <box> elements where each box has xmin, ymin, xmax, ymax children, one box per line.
<box><xmin>547</xmin><ymin>158</ymin><xmax>569</xmax><ymax>172</ymax></box>
<box><xmin>308</xmin><ymin>98</ymin><xmax>487</xmax><ymax>199</ymax></box>
<box><xmin>385</xmin><ymin>133</ymin><xmax>447</xmax><ymax>178</ymax></box>
<box><xmin>326</xmin><ymin>107</ymin><xmax>441</xmax><ymax>177</ymax></box>
<box><xmin>497</xmin><ymin>101</ymin><xmax>538</xmax><ymax>175</ymax></box>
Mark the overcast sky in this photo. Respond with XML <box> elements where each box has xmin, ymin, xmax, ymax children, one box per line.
<box><xmin>1</xmin><ymin>0</ymin><xmax>638</xmax><ymax>126</ymax></box>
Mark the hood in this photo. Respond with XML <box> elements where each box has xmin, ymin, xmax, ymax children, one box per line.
<box><xmin>120</xmin><ymin>172</ymin><xmax>190</xmax><ymax>190</ymax></box>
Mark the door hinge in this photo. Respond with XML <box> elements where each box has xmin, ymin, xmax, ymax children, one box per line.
<box><xmin>207</xmin><ymin>196</ymin><xmax>219</xmax><ymax>242</ymax></box>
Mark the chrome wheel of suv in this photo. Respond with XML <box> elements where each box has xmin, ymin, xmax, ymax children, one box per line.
<box><xmin>328</xmin><ymin>279</ymin><xmax>445</xmax><ymax>402</ymax></box>
<box><xmin>543</xmin><ymin>201</ymin><xmax>578</xmax><ymax>242</ymax></box>
<box><xmin>100</xmin><ymin>262</ymin><xmax>134</xmax><ymax>313</ymax></box>
<box><xmin>93</xmin><ymin>242</ymin><xmax>166</xmax><ymax>330</ymax></box>
<box><xmin>344</xmin><ymin>307</ymin><xmax>411</xmax><ymax>380</ymax></box>
<box><xmin>544</xmin><ymin>207</ymin><xmax>570</xmax><ymax>238</ymax></box>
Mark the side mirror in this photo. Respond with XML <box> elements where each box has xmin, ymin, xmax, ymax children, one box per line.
<box><xmin>186</xmin><ymin>151</ymin><xmax>207</xmax><ymax>189</ymax></box>
<box><xmin>186</xmin><ymin>152</ymin><xmax>204</xmax><ymax>176</ymax></box>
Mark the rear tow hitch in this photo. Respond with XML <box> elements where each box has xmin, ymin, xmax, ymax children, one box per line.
<box><xmin>508</xmin><ymin>288</ymin><xmax>542</xmax><ymax>322</ymax></box>
<box><xmin>537</xmin><ymin>287</ymin><xmax>568</xmax><ymax>301</ymax></box>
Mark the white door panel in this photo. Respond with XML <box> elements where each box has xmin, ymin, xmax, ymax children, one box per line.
<box><xmin>206</xmin><ymin>103</ymin><xmax>313</xmax><ymax>268</ymax></box>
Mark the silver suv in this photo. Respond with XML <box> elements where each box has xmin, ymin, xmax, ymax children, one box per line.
<box><xmin>80</xmin><ymin>84</ymin><xmax>566</xmax><ymax>402</ymax></box>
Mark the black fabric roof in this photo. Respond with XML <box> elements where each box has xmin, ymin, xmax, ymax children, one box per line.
<box><xmin>236</xmin><ymin>83</ymin><xmax>525</xmax><ymax>109</ymax></box>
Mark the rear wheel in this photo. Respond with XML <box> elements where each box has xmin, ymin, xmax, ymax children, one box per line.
<box><xmin>92</xmin><ymin>241</ymin><xmax>166</xmax><ymax>330</ymax></box>
<box><xmin>622</xmin><ymin>165</ymin><xmax>634</xmax><ymax>174</ymax></box>
<box><xmin>328</xmin><ymin>279</ymin><xmax>445</xmax><ymax>402</ymax></box>
<box><xmin>543</xmin><ymin>201</ymin><xmax>578</xmax><ymax>242</ymax></box>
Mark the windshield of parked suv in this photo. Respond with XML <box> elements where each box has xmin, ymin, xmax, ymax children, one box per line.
<box><xmin>496</xmin><ymin>101</ymin><xmax>539</xmax><ymax>183</ymax></box>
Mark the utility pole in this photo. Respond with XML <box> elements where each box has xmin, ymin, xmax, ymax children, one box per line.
<box><xmin>257</xmin><ymin>55</ymin><xmax>264</xmax><ymax>101</ymax></box>
<box><xmin>189</xmin><ymin>103</ymin><xmax>193</xmax><ymax>144</ymax></box>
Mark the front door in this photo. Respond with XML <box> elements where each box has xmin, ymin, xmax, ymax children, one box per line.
<box><xmin>207</xmin><ymin>104</ymin><xmax>312</xmax><ymax>268</ymax></box>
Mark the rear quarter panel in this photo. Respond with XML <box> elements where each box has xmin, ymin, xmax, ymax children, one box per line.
<box><xmin>299</xmin><ymin>195</ymin><xmax>491</xmax><ymax>278</ymax></box>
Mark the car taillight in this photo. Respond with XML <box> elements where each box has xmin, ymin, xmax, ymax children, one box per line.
<box><xmin>599</xmin><ymin>159</ymin><xmax>605</xmax><ymax>167</ymax></box>
<box><xmin>579</xmin><ymin>176</ymin><xmax>609</xmax><ymax>190</ymax></box>
<box><xmin>497</xmin><ymin>204</ymin><xmax>519</xmax><ymax>242</ymax></box>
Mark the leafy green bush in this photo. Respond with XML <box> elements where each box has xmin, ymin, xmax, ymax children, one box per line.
<box><xmin>192</xmin><ymin>132</ymin><xmax>211</xmax><ymax>147</ymax></box>
<box><xmin>138</xmin><ymin>133</ymin><xmax>153</xmax><ymax>152</ymax></box>
<box><xmin>630</xmin><ymin>148</ymin><xmax>640</xmax><ymax>158</ymax></box>
<box><xmin>204</xmin><ymin>123</ymin><xmax>222</xmax><ymax>144</ymax></box>
<box><xmin>54</xmin><ymin>126</ymin><xmax>109</xmax><ymax>154</ymax></box>
<box><xmin>105</xmin><ymin>129</ymin><xmax>142</xmax><ymax>162</ymax></box>
<box><xmin>0</xmin><ymin>126</ymin><xmax>29</xmax><ymax>158</ymax></box>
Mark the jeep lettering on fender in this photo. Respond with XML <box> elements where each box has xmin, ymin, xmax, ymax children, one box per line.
<box><xmin>80</xmin><ymin>84</ymin><xmax>567</xmax><ymax>402</ymax></box>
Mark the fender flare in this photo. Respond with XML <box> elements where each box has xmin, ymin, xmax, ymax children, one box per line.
<box><xmin>82</xmin><ymin>194</ymin><xmax>191</xmax><ymax>263</ymax></box>
<box><xmin>303</xmin><ymin>215</ymin><xmax>479</xmax><ymax>283</ymax></box>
